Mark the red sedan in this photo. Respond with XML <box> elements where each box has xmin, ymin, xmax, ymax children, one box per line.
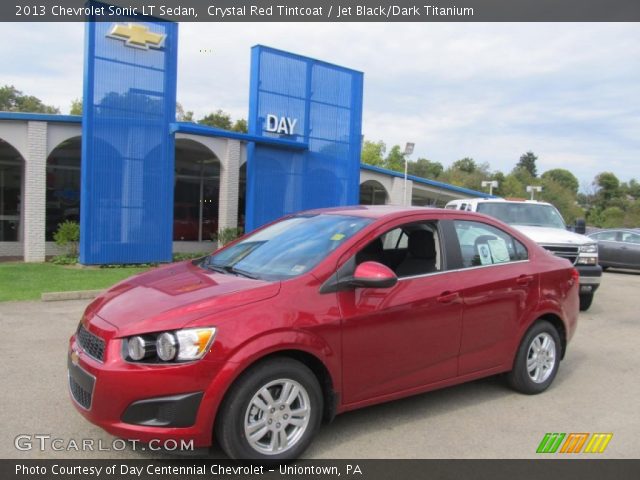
<box><xmin>68</xmin><ymin>206</ymin><xmax>579</xmax><ymax>461</ymax></box>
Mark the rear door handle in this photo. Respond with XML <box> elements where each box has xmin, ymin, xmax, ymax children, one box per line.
<box><xmin>437</xmin><ymin>291</ymin><xmax>460</xmax><ymax>304</ymax></box>
<box><xmin>516</xmin><ymin>274</ymin><xmax>535</xmax><ymax>286</ymax></box>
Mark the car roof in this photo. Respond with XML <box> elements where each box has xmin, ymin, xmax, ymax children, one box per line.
<box><xmin>301</xmin><ymin>205</ymin><xmax>443</xmax><ymax>220</ymax></box>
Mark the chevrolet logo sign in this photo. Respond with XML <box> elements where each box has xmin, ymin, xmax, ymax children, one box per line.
<box><xmin>107</xmin><ymin>23</ymin><xmax>166</xmax><ymax>50</ymax></box>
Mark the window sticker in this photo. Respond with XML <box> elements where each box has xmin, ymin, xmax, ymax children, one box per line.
<box><xmin>487</xmin><ymin>238</ymin><xmax>510</xmax><ymax>263</ymax></box>
<box><xmin>291</xmin><ymin>265</ymin><xmax>307</xmax><ymax>273</ymax></box>
<box><xmin>330</xmin><ymin>233</ymin><xmax>346</xmax><ymax>241</ymax></box>
<box><xmin>477</xmin><ymin>243</ymin><xmax>493</xmax><ymax>265</ymax></box>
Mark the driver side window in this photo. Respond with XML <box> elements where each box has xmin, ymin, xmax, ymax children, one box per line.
<box><xmin>355</xmin><ymin>222</ymin><xmax>443</xmax><ymax>278</ymax></box>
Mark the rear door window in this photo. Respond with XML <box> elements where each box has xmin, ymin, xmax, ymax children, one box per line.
<box><xmin>453</xmin><ymin>220</ymin><xmax>528</xmax><ymax>268</ymax></box>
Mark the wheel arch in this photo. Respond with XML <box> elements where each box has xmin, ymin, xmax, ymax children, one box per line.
<box><xmin>535</xmin><ymin>313</ymin><xmax>567</xmax><ymax>359</ymax></box>
<box><xmin>210</xmin><ymin>343</ymin><xmax>339</xmax><ymax>445</ymax></box>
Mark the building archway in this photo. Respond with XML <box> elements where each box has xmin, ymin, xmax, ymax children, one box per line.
<box><xmin>0</xmin><ymin>138</ymin><xmax>24</xmax><ymax>243</ymax></box>
<box><xmin>359</xmin><ymin>180</ymin><xmax>388</xmax><ymax>205</ymax></box>
<box><xmin>46</xmin><ymin>136</ymin><xmax>81</xmax><ymax>241</ymax></box>
<box><xmin>174</xmin><ymin>138</ymin><xmax>221</xmax><ymax>242</ymax></box>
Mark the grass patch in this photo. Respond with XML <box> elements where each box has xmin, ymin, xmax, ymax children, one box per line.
<box><xmin>0</xmin><ymin>262</ymin><xmax>152</xmax><ymax>302</ymax></box>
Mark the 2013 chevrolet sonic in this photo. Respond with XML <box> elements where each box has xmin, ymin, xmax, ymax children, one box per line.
<box><xmin>68</xmin><ymin>206</ymin><xmax>579</xmax><ymax>461</ymax></box>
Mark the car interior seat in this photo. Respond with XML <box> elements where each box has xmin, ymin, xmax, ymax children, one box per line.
<box><xmin>395</xmin><ymin>230</ymin><xmax>437</xmax><ymax>277</ymax></box>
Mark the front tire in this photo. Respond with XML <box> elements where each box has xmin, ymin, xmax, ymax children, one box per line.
<box><xmin>215</xmin><ymin>357</ymin><xmax>323</xmax><ymax>462</ymax></box>
<box><xmin>507</xmin><ymin>321</ymin><xmax>561</xmax><ymax>395</ymax></box>
<box><xmin>579</xmin><ymin>293</ymin><xmax>594</xmax><ymax>311</ymax></box>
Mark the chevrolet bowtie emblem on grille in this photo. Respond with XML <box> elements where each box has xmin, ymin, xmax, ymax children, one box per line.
<box><xmin>107</xmin><ymin>23</ymin><xmax>166</xmax><ymax>50</ymax></box>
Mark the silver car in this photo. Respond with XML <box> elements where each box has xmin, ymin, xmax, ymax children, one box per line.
<box><xmin>588</xmin><ymin>229</ymin><xmax>640</xmax><ymax>270</ymax></box>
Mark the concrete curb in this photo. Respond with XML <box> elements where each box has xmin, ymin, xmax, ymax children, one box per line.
<box><xmin>41</xmin><ymin>290</ymin><xmax>103</xmax><ymax>302</ymax></box>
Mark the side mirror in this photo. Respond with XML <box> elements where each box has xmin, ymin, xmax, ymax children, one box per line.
<box><xmin>574</xmin><ymin>218</ymin><xmax>586</xmax><ymax>235</ymax></box>
<box><xmin>350</xmin><ymin>262</ymin><xmax>398</xmax><ymax>289</ymax></box>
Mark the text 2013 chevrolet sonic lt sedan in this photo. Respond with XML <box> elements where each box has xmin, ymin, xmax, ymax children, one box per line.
<box><xmin>68</xmin><ymin>206</ymin><xmax>579</xmax><ymax>460</ymax></box>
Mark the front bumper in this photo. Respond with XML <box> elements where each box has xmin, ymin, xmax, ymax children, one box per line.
<box><xmin>67</xmin><ymin>317</ymin><xmax>231</xmax><ymax>448</ymax></box>
<box><xmin>576</xmin><ymin>264</ymin><xmax>602</xmax><ymax>294</ymax></box>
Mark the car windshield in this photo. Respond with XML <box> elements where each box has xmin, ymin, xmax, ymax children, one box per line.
<box><xmin>477</xmin><ymin>202</ymin><xmax>566</xmax><ymax>229</ymax></box>
<box><xmin>201</xmin><ymin>214</ymin><xmax>372</xmax><ymax>281</ymax></box>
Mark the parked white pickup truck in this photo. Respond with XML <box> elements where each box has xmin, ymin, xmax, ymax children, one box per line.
<box><xmin>445</xmin><ymin>198</ymin><xmax>602</xmax><ymax>311</ymax></box>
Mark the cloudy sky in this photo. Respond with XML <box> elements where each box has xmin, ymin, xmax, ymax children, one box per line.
<box><xmin>2</xmin><ymin>22</ymin><xmax>639</xmax><ymax>186</ymax></box>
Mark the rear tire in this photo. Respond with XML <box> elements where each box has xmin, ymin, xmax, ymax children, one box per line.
<box><xmin>579</xmin><ymin>293</ymin><xmax>594</xmax><ymax>311</ymax></box>
<box><xmin>215</xmin><ymin>357</ymin><xmax>323</xmax><ymax>462</ymax></box>
<box><xmin>507</xmin><ymin>320</ymin><xmax>561</xmax><ymax>395</ymax></box>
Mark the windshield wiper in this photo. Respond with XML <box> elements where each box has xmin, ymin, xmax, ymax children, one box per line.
<box><xmin>202</xmin><ymin>263</ymin><xmax>228</xmax><ymax>274</ymax></box>
<box><xmin>202</xmin><ymin>260</ymin><xmax>260</xmax><ymax>280</ymax></box>
<box><xmin>225</xmin><ymin>266</ymin><xmax>261</xmax><ymax>280</ymax></box>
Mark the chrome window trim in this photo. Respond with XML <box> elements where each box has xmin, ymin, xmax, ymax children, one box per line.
<box><xmin>397</xmin><ymin>259</ymin><xmax>531</xmax><ymax>282</ymax></box>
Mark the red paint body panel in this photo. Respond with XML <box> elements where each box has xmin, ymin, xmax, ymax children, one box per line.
<box><xmin>68</xmin><ymin>206</ymin><xmax>579</xmax><ymax>447</ymax></box>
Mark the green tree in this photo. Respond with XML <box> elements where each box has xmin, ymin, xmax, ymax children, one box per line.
<box><xmin>541</xmin><ymin>168</ymin><xmax>579</xmax><ymax>195</ymax></box>
<box><xmin>69</xmin><ymin>98</ymin><xmax>82</xmax><ymax>115</ymax></box>
<box><xmin>595</xmin><ymin>172</ymin><xmax>620</xmax><ymax>203</ymax></box>
<box><xmin>231</xmin><ymin>118</ymin><xmax>248</xmax><ymax>133</ymax></box>
<box><xmin>0</xmin><ymin>85</ymin><xmax>59</xmax><ymax>113</ymax></box>
<box><xmin>517</xmin><ymin>151</ymin><xmax>538</xmax><ymax>177</ymax></box>
<box><xmin>451</xmin><ymin>157</ymin><xmax>476</xmax><ymax>173</ymax></box>
<box><xmin>539</xmin><ymin>178</ymin><xmax>584</xmax><ymax>224</ymax></box>
<box><xmin>500</xmin><ymin>174</ymin><xmax>526</xmax><ymax>198</ymax></box>
<box><xmin>198</xmin><ymin>109</ymin><xmax>233</xmax><ymax>130</ymax></box>
<box><xmin>384</xmin><ymin>145</ymin><xmax>405</xmax><ymax>172</ymax></box>
<box><xmin>599</xmin><ymin>206</ymin><xmax>625</xmax><ymax>228</ymax></box>
<box><xmin>407</xmin><ymin>158</ymin><xmax>443</xmax><ymax>179</ymax></box>
<box><xmin>361</xmin><ymin>140</ymin><xmax>386</xmax><ymax>167</ymax></box>
<box><xmin>176</xmin><ymin>102</ymin><xmax>194</xmax><ymax>122</ymax></box>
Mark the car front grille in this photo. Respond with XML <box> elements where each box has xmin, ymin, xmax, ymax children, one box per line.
<box><xmin>69</xmin><ymin>375</ymin><xmax>92</xmax><ymax>409</ymax></box>
<box><xmin>541</xmin><ymin>245</ymin><xmax>579</xmax><ymax>265</ymax></box>
<box><xmin>76</xmin><ymin>325</ymin><xmax>106</xmax><ymax>362</ymax></box>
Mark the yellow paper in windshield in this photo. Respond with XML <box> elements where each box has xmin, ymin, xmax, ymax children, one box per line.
<box><xmin>331</xmin><ymin>233</ymin><xmax>346</xmax><ymax>241</ymax></box>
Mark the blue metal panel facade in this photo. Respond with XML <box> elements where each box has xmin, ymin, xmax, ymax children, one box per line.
<box><xmin>80</xmin><ymin>18</ymin><xmax>177</xmax><ymax>264</ymax></box>
<box><xmin>246</xmin><ymin>46</ymin><xmax>364</xmax><ymax>231</ymax></box>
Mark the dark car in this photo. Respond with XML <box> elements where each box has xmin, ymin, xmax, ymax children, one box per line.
<box><xmin>69</xmin><ymin>206</ymin><xmax>579</xmax><ymax>461</ymax></box>
<box><xmin>588</xmin><ymin>229</ymin><xmax>640</xmax><ymax>270</ymax></box>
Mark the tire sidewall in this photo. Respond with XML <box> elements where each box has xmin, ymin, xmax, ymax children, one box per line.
<box><xmin>217</xmin><ymin>359</ymin><xmax>323</xmax><ymax>462</ymax></box>
<box><xmin>513</xmin><ymin>321</ymin><xmax>562</xmax><ymax>394</ymax></box>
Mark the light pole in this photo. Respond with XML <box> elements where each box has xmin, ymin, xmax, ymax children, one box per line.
<box><xmin>403</xmin><ymin>142</ymin><xmax>415</xmax><ymax>206</ymax></box>
<box><xmin>526</xmin><ymin>185</ymin><xmax>543</xmax><ymax>200</ymax></box>
<box><xmin>481</xmin><ymin>180</ymin><xmax>499</xmax><ymax>196</ymax></box>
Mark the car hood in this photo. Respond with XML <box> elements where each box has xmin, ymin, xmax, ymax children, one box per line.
<box><xmin>84</xmin><ymin>261</ymin><xmax>280</xmax><ymax>337</ymax></box>
<box><xmin>511</xmin><ymin>225</ymin><xmax>593</xmax><ymax>246</ymax></box>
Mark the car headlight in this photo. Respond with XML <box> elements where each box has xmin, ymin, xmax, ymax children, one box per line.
<box><xmin>157</xmin><ymin>332</ymin><xmax>178</xmax><ymax>361</ymax></box>
<box><xmin>125</xmin><ymin>327</ymin><xmax>216</xmax><ymax>363</ymax></box>
<box><xmin>579</xmin><ymin>243</ymin><xmax>598</xmax><ymax>254</ymax></box>
<box><xmin>127</xmin><ymin>335</ymin><xmax>154</xmax><ymax>361</ymax></box>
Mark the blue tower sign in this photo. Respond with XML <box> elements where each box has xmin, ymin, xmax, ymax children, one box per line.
<box><xmin>246</xmin><ymin>46</ymin><xmax>364</xmax><ymax>231</ymax></box>
<box><xmin>80</xmin><ymin>16</ymin><xmax>178</xmax><ymax>264</ymax></box>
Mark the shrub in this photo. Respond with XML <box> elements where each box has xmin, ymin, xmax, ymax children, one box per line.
<box><xmin>53</xmin><ymin>220</ymin><xmax>80</xmax><ymax>257</ymax></box>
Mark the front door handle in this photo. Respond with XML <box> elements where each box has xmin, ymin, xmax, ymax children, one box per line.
<box><xmin>437</xmin><ymin>291</ymin><xmax>460</xmax><ymax>304</ymax></box>
<box><xmin>516</xmin><ymin>274</ymin><xmax>535</xmax><ymax>286</ymax></box>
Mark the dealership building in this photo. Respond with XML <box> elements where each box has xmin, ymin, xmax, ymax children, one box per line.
<box><xmin>0</xmin><ymin>20</ymin><xmax>489</xmax><ymax>264</ymax></box>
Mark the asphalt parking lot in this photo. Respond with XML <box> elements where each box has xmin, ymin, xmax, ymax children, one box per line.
<box><xmin>1</xmin><ymin>270</ymin><xmax>638</xmax><ymax>459</ymax></box>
